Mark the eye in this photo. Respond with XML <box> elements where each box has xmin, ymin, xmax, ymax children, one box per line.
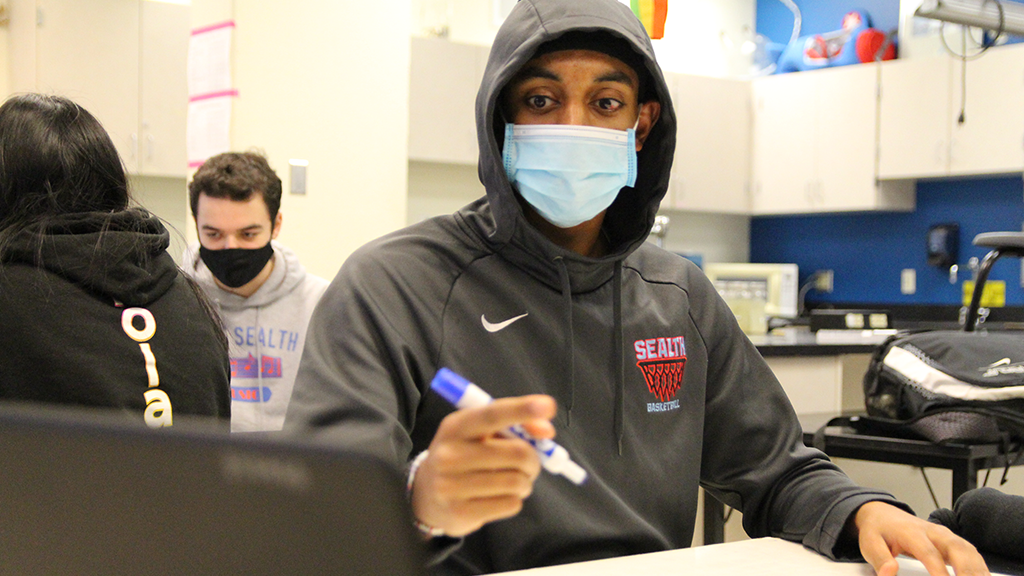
<box><xmin>525</xmin><ymin>94</ymin><xmax>554</xmax><ymax>110</ymax></box>
<box><xmin>204</xmin><ymin>231</ymin><xmax>221</xmax><ymax>240</ymax></box>
<box><xmin>595</xmin><ymin>97</ymin><xmax>624</xmax><ymax>112</ymax></box>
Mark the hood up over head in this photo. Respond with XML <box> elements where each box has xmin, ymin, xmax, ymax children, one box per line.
<box><xmin>475</xmin><ymin>0</ymin><xmax>676</xmax><ymax>259</ymax></box>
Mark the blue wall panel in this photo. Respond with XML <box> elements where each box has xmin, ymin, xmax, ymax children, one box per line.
<box><xmin>750</xmin><ymin>177</ymin><xmax>1024</xmax><ymax>305</ymax></box>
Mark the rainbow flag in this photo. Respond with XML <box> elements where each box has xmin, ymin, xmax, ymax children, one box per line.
<box><xmin>631</xmin><ymin>0</ymin><xmax>667</xmax><ymax>39</ymax></box>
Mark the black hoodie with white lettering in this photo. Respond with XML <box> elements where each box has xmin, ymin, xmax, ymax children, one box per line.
<box><xmin>286</xmin><ymin>0</ymin><xmax>903</xmax><ymax>572</ymax></box>
<box><xmin>0</xmin><ymin>209</ymin><xmax>230</xmax><ymax>423</ymax></box>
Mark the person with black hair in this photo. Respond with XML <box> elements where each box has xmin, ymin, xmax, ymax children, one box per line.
<box><xmin>0</xmin><ymin>93</ymin><xmax>230</xmax><ymax>425</ymax></box>
<box><xmin>286</xmin><ymin>1</ymin><xmax>989</xmax><ymax>574</ymax></box>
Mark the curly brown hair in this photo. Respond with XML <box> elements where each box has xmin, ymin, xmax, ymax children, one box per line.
<box><xmin>188</xmin><ymin>151</ymin><xmax>282</xmax><ymax>222</ymax></box>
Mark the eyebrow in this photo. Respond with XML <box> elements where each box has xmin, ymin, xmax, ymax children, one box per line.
<box><xmin>515</xmin><ymin>65</ymin><xmax>560</xmax><ymax>83</ymax></box>
<box><xmin>513</xmin><ymin>65</ymin><xmax>636</xmax><ymax>89</ymax></box>
<box><xmin>596</xmin><ymin>70</ymin><xmax>637</xmax><ymax>88</ymax></box>
<box><xmin>200</xmin><ymin>224</ymin><xmax>264</xmax><ymax>233</ymax></box>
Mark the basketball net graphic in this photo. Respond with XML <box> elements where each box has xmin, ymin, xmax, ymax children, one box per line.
<box><xmin>637</xmin><ymin>358</ymin><xmax>686</xmax><ymax>402</ymax></box>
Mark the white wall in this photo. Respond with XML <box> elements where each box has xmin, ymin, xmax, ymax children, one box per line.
<box><xmin>0</xmin><ymin>8</ymin><xmax>10</xmax><ymax>100</ymax></box>
<box><xmin>411</xmin><ymin>0</ymin><xmax>511</xmax><ymax>46</ymax></box>
<box><xmin>190</xmin><ymin>0</ymin><xmax>412</xmax><ymax>281</ymax></box>
<box><xmin>652</xmin><ymin>0</ymin><xmax>757</xmax><ymax>78</ymax></box>
<box><xmin>8</xmin><ymin>0</ymin><xmax>35</xmax><ymax>93</ymax></box>
<box><xmin>190</xmin><ymin>0</ymin><xmax>234</xmax><ymax>33</ymax></box>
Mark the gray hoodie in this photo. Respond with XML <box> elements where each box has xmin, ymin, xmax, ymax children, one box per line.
<box><xmin>286</xmin><ymin>0</ymin><xmax>902</xmax><ymax>572</ymax></box>
<box><xmin>185</xmin><ymin>241</ymin><xmax>327</xmax><ymax>432</ymax></box>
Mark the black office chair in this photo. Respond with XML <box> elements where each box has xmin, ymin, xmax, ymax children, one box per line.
<box><xmin>964</xmin><ymin>232</ymin><xmax>1024</xmax><ymax>332</ymax></box>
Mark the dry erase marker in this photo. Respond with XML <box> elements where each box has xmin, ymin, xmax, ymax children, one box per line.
<box><xmin>430</xmin><ymin>368</ymin><xmax>588</xmax><ymax>485</ymax></box>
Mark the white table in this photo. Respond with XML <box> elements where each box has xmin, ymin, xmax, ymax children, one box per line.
<box><xmin>494</xmin><ymin>537</ymin><xmax>975</xmax><ymax>576</ymax></box>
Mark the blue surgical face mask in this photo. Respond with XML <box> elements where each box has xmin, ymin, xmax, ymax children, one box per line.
<box><xmin>502</xmin><ymin>122</ymin><xmax>638</xmax><ymax>229</ymax></box>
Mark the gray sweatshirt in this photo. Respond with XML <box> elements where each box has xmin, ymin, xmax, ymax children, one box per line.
<box><xmin>185</xmin><ymin>241</ymin><xmax>327</xmax><ymax>432</ymax></box>
<box><xmin>286</xmin><ymin>0</ymin><xmax>904</xmax><ymax>572</ymax></box>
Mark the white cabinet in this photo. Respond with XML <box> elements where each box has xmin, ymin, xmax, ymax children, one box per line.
<box><xmin>878</xmin><ymin>45</ymin><xmax>1024</xmax><ymax>179</ymax></box>
<box><xmin>750</xmin><ymin>70</ymin><xmax>817</xmax><ymax>214</ymax></box>
<box><xmin>764</xmin><ymin>353</ymin><xmax>871</xmax><ymax>415</ymax></box>
<box><xmin>408</xmin><ymin>37</ymin><xmax>489</xmax><ymax>165</ymax></box>
<box><xmin>26</xmin><ymin>0</ymin><xmax>189</xmax><ymax>177</ymax></box>
<box><xmin>751</xmin><ymin>65</ymin><xmax>914</xmax><ymax>215</ymax></box>
<box><xmin>33</xmin><ymin>0</ymin><xmax>139</xmax><ymax>168</ymax></box>
<box><xmin>876</xmin><ymin>56</ymin><xmax>949</xmax><ymax>179</ymax></box>
<box><xmin>949</xmin><ymin>45</ymin><xmax>1024</xmax><ymax>175</ymax></box>
<box><xmin>666</xmin><ymin>73</ymin><xmax>751</xmax><ymax>213</ymax></box>
<box><xmin>138</xmin><ymin>1</ymin><xmax>190</xmax><ymax>177</ymax></box>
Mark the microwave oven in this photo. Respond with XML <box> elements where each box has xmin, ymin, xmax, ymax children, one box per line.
<box><xmin>702</xmin><ymin>263</ymin><xmax>799</xmax><ymax>335</ymax></box>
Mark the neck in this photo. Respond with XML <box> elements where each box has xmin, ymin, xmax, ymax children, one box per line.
<box><xmin>523</xmin><ymin>205</ymin><xmax>608</xmax><ymax>258</ymax></box>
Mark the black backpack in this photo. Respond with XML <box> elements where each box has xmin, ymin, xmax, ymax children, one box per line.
<box><xmin>853</xmin><ymin>231</ymin><xmax>1024</xmax><ymax>446</ymax></box>
<box><xmin>860</xmin><ymin>330</ymin><xmax>1024</xmax><ymax>445</ymax></box>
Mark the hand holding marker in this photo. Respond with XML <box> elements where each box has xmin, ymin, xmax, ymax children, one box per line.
<box><xmin>430</xmin><ymin>368</ymin><xmax>588</xmax><ymax>485</ymax></box>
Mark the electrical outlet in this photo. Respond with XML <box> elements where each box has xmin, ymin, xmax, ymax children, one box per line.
<box><xmin>901</xmin><ymin>268</ymin><xmax>916</xmax><ymax>295</ymax></box>
<box><xmin>814</xmin><ymin>269</ymin><xmax>834</xmax><ymax>293</ymax></box>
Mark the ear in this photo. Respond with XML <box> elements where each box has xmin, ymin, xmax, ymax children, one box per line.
<box><xmin>271</xmin><ymin>212</ymin><xmax>283</xmax><ymax>239</ymax></box>
<box><xmin>634</xmin><ymin>100</ymin><xmax>661</xmax><ymax>152</ymax></box>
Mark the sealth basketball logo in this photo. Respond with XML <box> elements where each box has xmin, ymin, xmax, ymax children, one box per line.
<box><xmin>634</xmin><ymin>336</ymin><xmax>686</xmax><ymax>406</ymax></box>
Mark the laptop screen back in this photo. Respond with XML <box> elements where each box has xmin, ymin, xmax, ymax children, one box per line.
<box><xmin>0</xmin><ymin>403</ymin><xmax>426</xmax><ymax>576</ymax></box>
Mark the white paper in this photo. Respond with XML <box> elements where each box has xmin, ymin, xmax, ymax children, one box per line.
<box><xmin>188</xmin><ymin>21</ymin><xmax>234</xmax><ymax>97</ymax></box>
<box><xmin>187</xmin><ymin>93</ymin><xmax>234</xmax><ymax>168</ymax></box>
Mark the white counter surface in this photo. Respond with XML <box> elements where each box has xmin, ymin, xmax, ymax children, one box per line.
<box><xmin>494</xmin><ymin>537</ymin><xmax>986</xmax><ymax>576</ymax></box>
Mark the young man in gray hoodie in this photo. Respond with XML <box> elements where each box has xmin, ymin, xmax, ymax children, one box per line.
<box><xmin>187</xmin><ymin>152</ymin><xmax>328</xmax><ymax>432</ymax></box>
<box><xmin>286</xmin><ymin>1</ymin><xmax>988</xmax><ymax>574</ymax></box>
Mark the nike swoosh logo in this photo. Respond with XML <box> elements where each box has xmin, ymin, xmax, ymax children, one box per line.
<box><xmin>989</xmin><ymin>358</ymin><xmax>1012</xmax><ymax>368</ymax></box>
<box><xmin>481</xmin><ymin>313</ymin><xmax>529</xmax><ymax>333</ymax></box>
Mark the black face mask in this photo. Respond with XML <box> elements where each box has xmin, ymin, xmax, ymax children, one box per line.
<box><xmin>199</xmin><ymin>243</ymin><xmax>275</xmax><ymax>289</ymax></box>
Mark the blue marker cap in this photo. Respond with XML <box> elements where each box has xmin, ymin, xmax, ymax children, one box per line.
<box><xmin>431</xmin><ymin>368</ymin><xmax>471</xmax><ymax>405</ymax></box>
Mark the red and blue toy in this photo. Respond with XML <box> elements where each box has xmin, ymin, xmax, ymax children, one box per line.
<box><xmin>775</xmin><ymin>10</ymin><xmax>896</xmax><ymax>74</ymax></box>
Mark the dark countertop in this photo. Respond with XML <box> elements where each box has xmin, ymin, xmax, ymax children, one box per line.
<box><xmin>753</xmin><ymin>304</ymin><xmax>1024</xmax><ymax>357</ymax></box>
<box><xmin>752</xmin><ymin>324</ymin><xmax>1024</xmax><ymax>357</ymax></box>
<box><xmin>749</xmin><ymin>330</ymin><xmax>880</xmax><ymax>357</ymax></box>
<box><xmin>806</xmin><ymin>303</ymin><xmax>1024</xmax><ymax>331</ymax></box>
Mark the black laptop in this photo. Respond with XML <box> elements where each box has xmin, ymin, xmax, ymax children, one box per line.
<box><xmin>0</xmin><ymin>402</ymin><xmax>426</xmax><ymax>576</ymax></box>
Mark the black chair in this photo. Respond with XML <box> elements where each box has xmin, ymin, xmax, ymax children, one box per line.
<box><xmin>965</xmin><ymin>232</ymin><xmax>1024</xmax><ymax>332</ymax></box>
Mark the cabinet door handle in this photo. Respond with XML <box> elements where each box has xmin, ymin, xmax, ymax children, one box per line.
<box><xmin>131</xmin><ymin>133</ymin><xmax>138</xmax><ymax>161</ymax></box>
<box><xmin>146</xmin><ymin>134</ymin><xmax>155</xmax><ymax>161</ymax></box>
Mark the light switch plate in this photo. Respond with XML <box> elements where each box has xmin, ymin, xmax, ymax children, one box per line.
<box><xmin>289</xmin><ymin>159</ymin><xmax>308</xmax><ymax>195</ymax></box>
<box><xmin>901</xmin><ymin>268</ymin><xmax>916</xmax><ymax>295</ymax></box>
